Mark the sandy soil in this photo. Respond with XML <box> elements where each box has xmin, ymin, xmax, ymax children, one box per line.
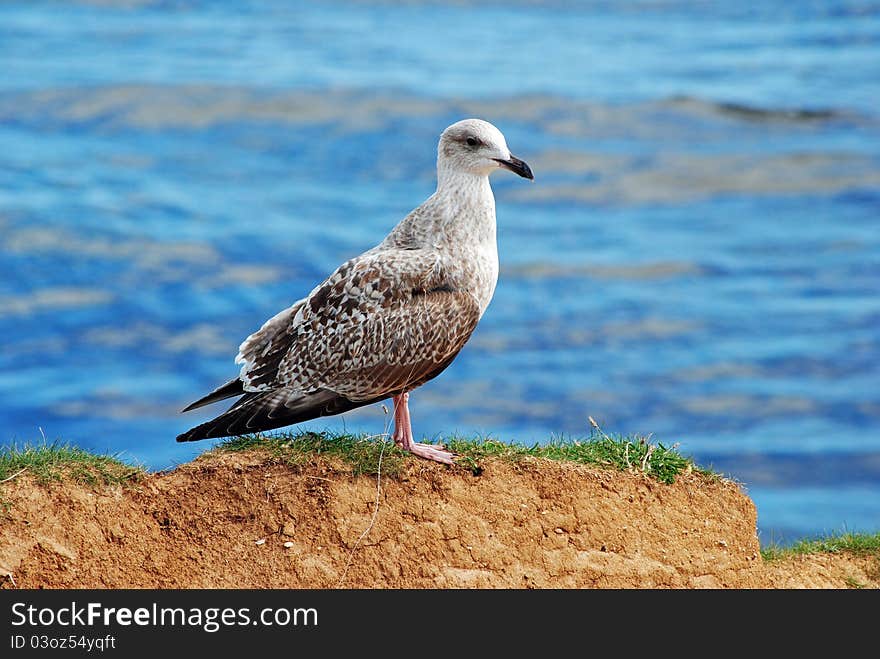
<box><xmin>1</xmin><ymin>450</ymin><xmax>876</xmax><ymax>589</ymax></box>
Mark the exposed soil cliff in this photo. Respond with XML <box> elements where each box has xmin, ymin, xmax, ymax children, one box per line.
<box><xmin>1</xmin><ymin>450</ymin><xmax>876</xmax><ymax>589</ymax></box>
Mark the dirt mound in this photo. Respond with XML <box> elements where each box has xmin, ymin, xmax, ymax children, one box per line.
<box><xmin>0</xmin><ymin>450</ymin><xmax>876</xmax><ymax>589</ymax></box>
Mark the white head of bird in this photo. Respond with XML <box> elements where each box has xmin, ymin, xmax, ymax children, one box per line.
<box><xmin>436</xmin><ymin>118</ymin><xmax>534</xmax><ymax>186</ymax></box>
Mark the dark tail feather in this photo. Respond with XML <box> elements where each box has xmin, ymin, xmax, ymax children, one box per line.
<box><xmin>176</xmin><ymin>388</ymin><xmax>377</xmax><ymax>443</ymax></box>
<box><xmin>180</xmin><ymin>378</ymin><xmax>245</xmax><ymax>413</ymax></box>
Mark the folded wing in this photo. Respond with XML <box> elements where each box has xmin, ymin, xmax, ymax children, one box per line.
<box><xmin>177</xmin><ymin>249</ymin><xmax>481</xmax><ymax>442</ymax></box>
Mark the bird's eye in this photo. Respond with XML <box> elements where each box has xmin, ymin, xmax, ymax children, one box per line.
<box><xmin>466</xmin><ymin>136</ymin><xmax>480</xmax><ymax>147</ymax></box>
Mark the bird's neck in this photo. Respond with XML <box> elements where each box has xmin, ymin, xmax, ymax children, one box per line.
<box><xmin>432</xmin><ymin>170</ymin><xmax>497</xmax><ymax>245</ymax></box>
<box><xmin>383</xmin><ymin>169</ymin><xmax>497</xmax><ymax>252</ymax></box>
<box><xmin>436</xmin><ymin>166</ymin><xmax>493</xmax><ymax>198</ymax></box>
<box><xmin>380</xmin><ymin>169</ymin><xmax>499</xmax><ymax>313</ymax></box>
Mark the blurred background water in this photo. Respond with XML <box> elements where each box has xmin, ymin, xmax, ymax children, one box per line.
<box><xmin>1</xmin><ymin>0</ymin><xmax>878</xmax><ymax>546</ymax></box>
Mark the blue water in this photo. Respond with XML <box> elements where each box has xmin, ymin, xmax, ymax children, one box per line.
<box><xmin>1</xmin><ymin>1</ymin><xmax>878</xmax><ymax>546</ymax></box>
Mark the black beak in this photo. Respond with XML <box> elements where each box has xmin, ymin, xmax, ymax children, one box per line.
<box><xmin>494</xmin><ymin>154</ymin><xmax>534</xmax><ymax>180</ymax></box>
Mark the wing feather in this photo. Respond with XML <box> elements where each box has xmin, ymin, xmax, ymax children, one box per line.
<box><xmin>179</xmin><ymin>248</ymin><xmax>482</xmax><ymax>442</ymax></box>
<box><xmin>232</xmin><ymin>249</ymin><xmax>481</xmax><ymax>401</ymax></box>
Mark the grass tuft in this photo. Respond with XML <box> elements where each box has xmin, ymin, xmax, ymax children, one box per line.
<box><xmin>0</xmin><ymin>442</ymin><xmax>144</xmax><ymax>487</ymax></box>
<box><xmin>447</xmin><ymin>433</ymin><xmax>711</xmax><ymax>484</ymax></box>
<box><xmin>216</xmin><ymin>431</ymin><xmax>410</xmax><ymax>476</ymax></box>
<box><xmin>215</xmin><ymin>429</ymin><xmax>712</xmax><ymax>484</ymax></box>
<box><xmin>761</xmin><ymin>532</ymin><xmax>880</xmax><ymax>562</ymax></box>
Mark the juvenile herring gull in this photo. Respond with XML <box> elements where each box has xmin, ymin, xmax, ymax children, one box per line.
<box><xmin>177</xmin><ymin>118</ymin><xmax>533</xmax><ymax>464</ymax></box>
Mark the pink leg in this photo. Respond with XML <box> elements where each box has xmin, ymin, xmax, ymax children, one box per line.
<box><xmin>391</xmin><ymin>392</ymin><xmax>456</xmax><ymax>465</ymax></box>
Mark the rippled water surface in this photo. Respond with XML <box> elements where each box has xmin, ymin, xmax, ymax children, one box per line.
<box><xmin>1</xmin><ymin>1</ymin><xmax>879</xmax><ymax>545</ymax></box>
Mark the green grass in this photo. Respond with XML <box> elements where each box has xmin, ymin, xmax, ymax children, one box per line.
<box><xmin>215</xmin><ymin>429</ymin><xmax>713</xmax><ymax>484</ymax></box>
<box><xmin>0</xmin><ymin>431</ymin><xmax>710</xmax><ymax>486</ymax></box>
<box><xmin>761</xmin><ymin>531</ymin><xmax>880</xmax><ymax>562</ymax></box>
<box><xmin>761</xmin><ymin>532</ymin><xmax>880</xmax><ymax>587</ymax></box>
<box><xmin>0</xmin><ymin>442</ymin><xmax>144</xmax><ymax>487</ymax></box>
<box><xmin>217</xmin><ymin>431</ymin><xmax>411</xmax><ymax>477</ymax></box>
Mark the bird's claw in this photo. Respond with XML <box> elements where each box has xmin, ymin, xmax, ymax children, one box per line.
<box><xmin>408</xmin><ymin>442</ymin><xmax>456</xmax><ymax>465</ymax></box>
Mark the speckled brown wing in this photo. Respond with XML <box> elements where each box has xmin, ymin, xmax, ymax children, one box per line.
<box><xmin>236</xmin><ymin>249</ymin><xmax>480</xmax><ymax>399</ymax></box>
<box><xmin>318</xmin><ymin>285</ymin><xmax>481</xmax><ymax>400</ymax></box>
<box><xmin>175</xmin><ymin>250</ymin><xmax>481</xmax><ymax>442</ymax></box>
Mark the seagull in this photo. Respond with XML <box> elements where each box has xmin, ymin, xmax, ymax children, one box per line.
<box><xmin>177</xmin><ymin>118</ymin><xmax>533</xmax><ymax>464</ymax></box>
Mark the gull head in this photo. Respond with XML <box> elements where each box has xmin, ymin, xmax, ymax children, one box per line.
<box><xmin>437</xmin><ymin>118</ymin><xmax>533</xmax><ymax>181</ymax></box>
